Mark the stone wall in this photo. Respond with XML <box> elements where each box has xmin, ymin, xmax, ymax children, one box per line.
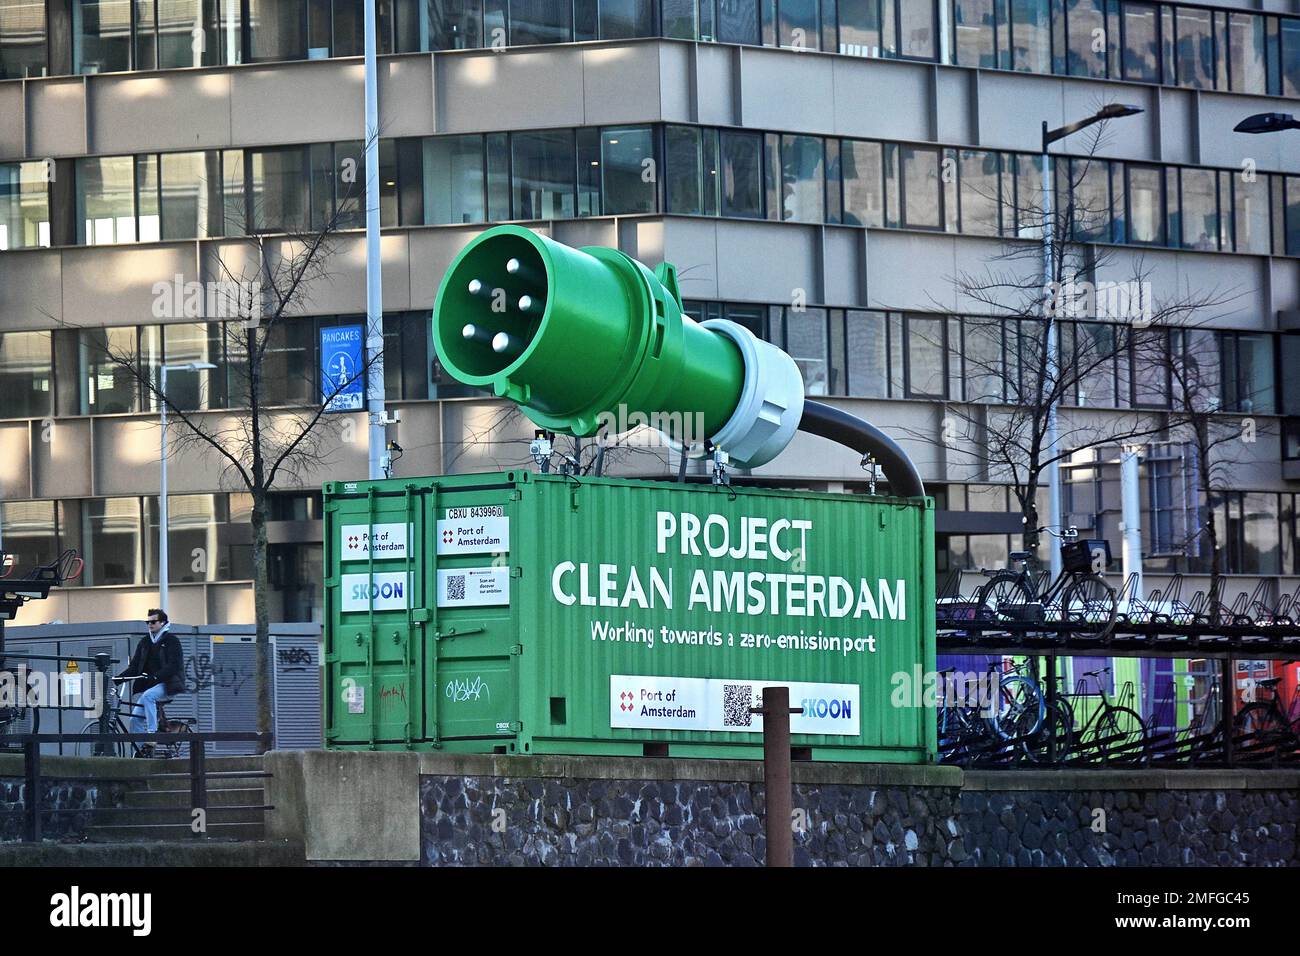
<box><xmin>0</xmin><ymin>778</ymin><xmax>129</xmax><ymax>841</ymax></box>
<box><xmin>418</xmin><ymin>765</ymin><xmax>1300</xmax><ymax>867</ymax></box>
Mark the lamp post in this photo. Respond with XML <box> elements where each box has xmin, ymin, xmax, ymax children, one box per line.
<box><xmin>363</xmin><ymin>0</ymin><xmax>386</xmax><ymax>480</ymax></box>
<box><xmin>159</xmin><ymin>361</ymin><xmax>215</xmax><ymax>610</ymax></box>
<box><xmin>1040</xmin><ymin>103</ymin><xmax>1143</xmax><ymax>578</ymax></box>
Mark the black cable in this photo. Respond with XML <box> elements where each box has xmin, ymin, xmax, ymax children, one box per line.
<box><xmin>797</xmin><ymin>400</ymin><xmax>926</xmax><ymax>498</ymax></box>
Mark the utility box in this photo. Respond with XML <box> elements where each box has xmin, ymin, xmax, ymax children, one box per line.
<box><xmin>323</xmin><ymin>471</ymin><xmax>935</xmax><ymax>762</ymax></box>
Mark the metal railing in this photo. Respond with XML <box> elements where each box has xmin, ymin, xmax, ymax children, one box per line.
<box><xmin>2</xmin><ymin>731</ymin><xmax>273</xmax><ymax>842</ymax></box>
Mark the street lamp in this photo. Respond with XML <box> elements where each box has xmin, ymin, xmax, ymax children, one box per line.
<box><xmin>1039</xmin><ymin>104</ymin><xmax>1144</xmax><ymax>578</ymax></box>
<box><xmin>159</xmin><ymin>361</ymin><xmax>215</xmax><ymax>611</ymax></box>
<box><xmin>1233</xmin><ymin>112</ymin><xmax>1300</xmax><ymax>134</ymax></box>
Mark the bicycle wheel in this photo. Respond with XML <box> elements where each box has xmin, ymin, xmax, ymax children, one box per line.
<box><xmin>976</xmin><ymin>572</ymin><xmax>1034</xmax><ymax>623</ymax></box>
<box><xmin>76</xmin><ymin>719</ymin><xmax>125</xmax><ymax>758</ymax></box>
<box><xmin>988</xmin><ymin>675</ymin><xmax>1045</xmax><ymax>743</ymax></box>
<box><xmin>1091</xmin><ymin>706</ymin><xmax>1148</xmax><ymax>763</ymax></box>
<box><xmin>1062</xmin><ymin>574</ymin><xmax>1118</xmax><ymax>638</ymax></box>
<box><xmin>1026</xmin><ymin>697</ymin><xmax>1075</xmax><ymax>763</ymax></box>
<box><xmin>1233</xmin><ymin>702</ymin><xmax>1297</xmax><ymax>752</ymax></box>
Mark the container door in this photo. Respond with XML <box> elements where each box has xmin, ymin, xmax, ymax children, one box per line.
<box><xmin>325</xmin><ymin>486</ymin><xmax>428</xmax><ymax>747</ymax></box>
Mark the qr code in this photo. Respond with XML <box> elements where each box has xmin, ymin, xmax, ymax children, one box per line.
<box><xmin>722</xmin><ymin>684</ymin><xmax>754</xmax><ymax>727</ymax></box>
<box><xmin>446</xmin><ymin>574</ymin><xmax>466</xmax><ymax>601</ymax></box>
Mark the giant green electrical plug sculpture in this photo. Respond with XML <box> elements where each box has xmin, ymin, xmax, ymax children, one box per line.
<box><xmin>431</xmin><ymin>224</ymin><xmax>804</xmax><ymax>468</ymax></box>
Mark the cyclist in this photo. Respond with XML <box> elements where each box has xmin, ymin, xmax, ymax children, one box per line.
<box><xmin>118</xmin><ymin>609</ymin><xmax>184</xmax><ymax>757</ymax></box>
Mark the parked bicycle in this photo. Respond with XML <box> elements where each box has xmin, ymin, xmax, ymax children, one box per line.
<box><xmin>974</xmin><ymin>528</ymin><xmax>1118</xmax><ymax>639</ymax></box>
<box><xmin>1057</xmin><ymin>666</ymin><xmax>1149</xmax><ymax>763</ymax></box>
<box><xmin>1233</xmin><ymin>675</ymin><xmax>1300</xmax><ymax>752</ymax></box>
<box><xmin>75</xmin><ymin>676</ymin><xmax>195</xmax><ymax>758</ymax></box>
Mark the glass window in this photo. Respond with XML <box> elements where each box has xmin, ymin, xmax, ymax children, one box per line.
<box><xmin>1075</xmin><ymin>322</ymin><xmax>1117</xmax><ymax>407</ymax></box>
<box><xmin>76</xmin><ymin>156</ymin><xmax>137</xmax><ymax>245</ymax></box>
<box><xmin>845</xmin><ymin>310</ymin><xmax>887</xmax><ymax>398</ymax></box>
<box><xmin>1224</xmin><ymin>332</ymin><xmax>1275</xmax><ymax>414</ymax></box>
<box><xmin>905</xmin><ymin>314</ymin><xmax>946</xmax><ymax>398</ymax></box>
<box><xmin>0</xmin><ymin>330</ymin><xmax>51</xmax><ymax>418</ymax></box>
<box><xmin>1289</xmin><ymin>176</ymin><xmax>1300</xmax><ymax>257</ymax></box>
<box><xmin>422</xmin><ymin>135</ymin><xmax>484</xmax><ymax>225</ymax></box>
<box><xmin>1132</xmin><ymin>327</ymin><xmax>1169</xmax><ymax>406</ymax></box>
<box><xmin>151</xmin><ymin>0</ymin><xmax>216</xmax><ymax>67</ymax></box>
<box><xmin>75</xmin><ymin>0</ymin><xmax>132</xmax><ymax>72</ymax></box>
<box><xmin>1179</xmin><ymin>167</ymin><xmax>1217</xmax><ymax>250</ymax></box>
<box><xmin>840</xmin><ymin>0</ymin><xmax>884</xmax><ymax>56</ymax></box>
<box><xmin>1122</xmin><ymin>1</ymin><xmax>1159</xmax><ymax>81</ymax></box>
<box><xmin>144</xmin><ymin>494</ymin><xmax>235</xmax><ymax>584</ymax></box>
<box><xmin>663</xmin><ymin>0</ymin><xmax>699</xmax><ymax>39</ymax></box>
<box><xmin>1065</xmin><ymin>0</ymin><xmax>1107</xmax><ymax>77</ymax></box>
<box><xmin>0</xmin><ymin>161</ymin><xmax>50</xmax><ymax>250</ymax></box>
<box><xmin>786</xmin><ymin>307</ymin><xmax>829</xmax><ymax>395</ymax></box>
<box><xmin>1228</xmin><ymin>12</ymin><xmax>1266</xmax><ymax>94</ymax></box>
<box><xmin>1126</xmin><ymin>164</ymin><xmax>1164</xmax><ymax>244</ymax></box>
<box><xmin>0</xmin><ymin>0</ymin><xmax>46</xmax><ymax>78</ymax></box>
<box><xmin>779</xmin><ymin>134</ymin><xmax>824</xmax><ymax>223</ymax></box>
<box><xmin>1011</xmin><ymin>0</ymin><xmax>1051</xmax><ymax>72</ymax></box>
<box><xmin>778</xmin><ymin>0</ymin><xmax>818</xmax><ymax>49</ymax></box>
<box><xmin>1</xmin><ymin>501</ymin><xmax>57</xmax><ymax>575</ymax></box>
<box><xmin>958</xmin><ymin>150</ymin><xmax>1000</xmax><ymax>236</ymax></box>
<box><xmin>427</xmin><ymin>0</ymin><xmax>481</xmax><ymax>48</ymax></box>
<box><xmin>896</xmin><ymin>0</ymin><xmax>934</xmax><ymax>59</ymax></box>
<box><xmin>1070</xmin><ymin>156</ymin><xmax>1111</xmax><ymax>241</ymax></box>
<box><xmin>1172</xmin><ymin>5</ymin><xmax>1212</xmax><ymax>88</ymax></box>
<box><xmin>163</xmin><ymin>323</ymin><xmax>226</xmax><ymax>410</ymax></box>
<box><xmin>590</xmin><ymin>0</ymin><xmax>654</xmax><ymax>38</ymax></box>
<box><xmin>227</xmin><ymin>319</ymin><xmax>315</xmax><ymax>407</ymax></box>
<box><xmin>249</xmin><ymin>146</ymin><xmax>308</xmax><ymax>233</ymax></box>
<box><xmin>718</xmin><ymin>0</ymin><xmax>760</xmax><ymax>44</ymax></box>
<box><xmin>577</xmin><ymin>127</ymin><xmax>601</xmax><ymax>216</ymax></box>
<box><xmin>1242</xmin><ymin>492</ymin><xmax>1281</xmax><ymax>575</ymax></box>
<box><xmin>136</xmin><ymin>152</ymin><xmax>160</xmax><ymax>242</ymax></box>
<box><xmin>248</xmin><ymin>0</ymin><xmax>305</xmax><ymax>60</ymax></box>
<box><xmin>512</xmin><ymin>130</ymin><xmax>575</xmax><ymax>220</ymax></box>
<box><xmin>79</xmin><ymin>326</ymin><xmax>140</xmax><ymax>413</ymax></box>
<box><xmin>666</xmin><ymin>125</ymin><xmax>704</xmax><ymax>215</ymax></box>
<box><xmin>509</xmin><ymin>0</ymin><xmax>570</xmax><ymax>44</ymax></box>
<box><xmin>82</xmin><ymin>497</ymin><xmax>142</xmax><ymax>586</ymax></box>
<box><xmin>841</xmin><ymin>139</ymin><xmax>883</xmax><ymax>227</ymax></box>
<box><xmin>719</xmin><ymin>130</ymin><xmax>763</xmax><ymax>218</ymax></box>
<box><xmin>962</xmin><ymin>316</ymin><xmax>1003</xmax><ymax>402</ymax></box>
<box><xmin>1284</xmin><ymin>19</ymin><xmax>1300</xmax><ymax>98</ymax></box>
<box><xmin>160</xmin><ymin>151</ymin><xmax>221</xmax><ymax>240</ymax></box>
<box><xmin>221</xmin><ymin>148</ymin><xmax>246</xmax><ymax>234</ymax></box>
<box><xmin>601</xmin><ymin>126</ymin><xmax>656</xmax><ymax>215</ymax></box>
<box><xmin>333</xmin><ymin>0</ymin><xmax>364</xmax><ymax>55</ymax></box>
<box><xmin>382</xmin><ymin>311</ymin><xmax>430</xmax><ymax>400</ymax></box>
<box><xmin>900</xmin><ymin>144</ymin><xmax>941</xmax><ymax>229</ymax></box>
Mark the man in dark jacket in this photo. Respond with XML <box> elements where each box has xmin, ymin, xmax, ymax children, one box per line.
<box><xmin>119</xmin><ymin>609</ymin><xmax>185</xmax><ymax>750</ymax></box>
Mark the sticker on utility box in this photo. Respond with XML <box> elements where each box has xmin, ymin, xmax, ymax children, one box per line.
<box><xmin>436</xmin><ymin>515</ymin><xmax>509</xmax><ymax>555</ymax></box>
<box><xmin>610</xmin><ymin>675</ymin><xmax>860</xmax><ymax>736</ymax></box>
<box><xmin>346</xmin><ymin>684</ymin><xmax>365</xmax><ymax>714</ymax></box>
<box><xmin>341</xmin><ymin>522</ymin><xmax>409</xmax><ymax>560</ymax></box>
<box><xmin>341</xmin><ymin>572</ymin><xmax>413</xmax><ymax>612</ymax></box>
<box><xmin>437</xmin><ymin>567</ymin><xmax>510</xmax><ymax>608</ymax></box>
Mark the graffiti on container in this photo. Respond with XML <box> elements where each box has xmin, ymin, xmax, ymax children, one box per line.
<box><xmin>277</xmin><ymin>647</ymin><xmax>314</xmax><ymax>672</ymax></box>
<box><xmin>184</xmin><ymin>653</ymin><xmax>254</xmax><ymax>696</ymax></box>
<box><xmin>446</xmin><ymin>675</ymin><xmax>490</xmax><ymax>704</ymax></box>
<box><xmin>380</xmin><ymin>682</ymin><xmax>407</xmax><ymax>706</ymax></box>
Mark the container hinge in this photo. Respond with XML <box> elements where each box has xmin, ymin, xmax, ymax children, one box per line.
<box><xmin>434</xmin><ymin>626</ymin><xmax>486</xmax><ymax>640</ymax></box>
<box><xmin>509</xmin><ymin>644</ymin><xmax>523</xmax><ymax>656</ymax></box>
<box><xmin>510</xmin><ymin>490</ymin><xmax>522</xmax><ymax>500</ymax></box>
<box><xmin>510</xmin><ymin>566</ymin><xmax>523</xmax><ymax>578</ymax></box>
<box><xmin>412</xmin><ymin>608</ymin><xmax>430</xmax><ymax>623</ymax></box>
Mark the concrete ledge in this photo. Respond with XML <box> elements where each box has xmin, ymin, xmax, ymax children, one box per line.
<box><xmin>0</xmin><ymin>840</ymin><xmax>306</xmax><ymax>867</ymax></box>
<box><xmin>0</xmin><ymin>754</ymin><xmax>156</xmax><ymax>781</ymax></box>
<box><xmin>413</xmin><ymin>752</ymin><xmax>964</xmax><ymax>787</ymax></box>
<box><xmin>963</xmin><ymin>769</ymin><xmax>1300</xmax><ymax>791</ymax></box>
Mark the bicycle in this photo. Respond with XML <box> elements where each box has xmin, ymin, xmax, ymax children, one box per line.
<box><xmin>1232</xmin><ymin>674</ymin><xmax>1300</xmax><ymax>752</ymax></box>
<box><xmin>1060</xmin><ymin>666</ymin><xmax>1149</xmax><ymax>763</ymax></box>
<box><xmin>0</xmin><ymin>664</ymin><xmax>42</xmax><ymax>750</ymax></box>
<box><xmin>974</xmin><ymin>527</ymin><xmax>1118</xmax><ymax>639</ymax></box>
<box><xmin>75</xmin><ymin>676</ymin><xmax>195</xmax><ymax>758</ymax></box>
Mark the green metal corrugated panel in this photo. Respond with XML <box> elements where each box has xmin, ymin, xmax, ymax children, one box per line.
<box><xmin>323</xmin><ymin>472</ymin><xmax>936</xmax><ymax>761</ymax></box>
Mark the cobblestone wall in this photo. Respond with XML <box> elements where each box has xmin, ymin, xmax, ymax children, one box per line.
<box><xmin>420</xmin><ymin>775</ymin><xmax>1299</xmax><ymax>866</ymax></box>
<box><xmin>0</xmin><ymin>779</ymin><xmax>128</xmax><ymax>841</ymax></box>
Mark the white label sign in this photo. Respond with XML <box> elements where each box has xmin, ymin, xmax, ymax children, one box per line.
<box><xmin>341</xmin><ymin>572</ymin><xmax>413</xmax><ymax>612</ymax></box>
<box><xmin>437</xmin><ymin>567</ymin><xmax>511</xmax><ymax>608</ymax></box>
<box><xmin>437</xmin><ymin>516</ymin><xmax>509</xmax><ymax>555</ymax></box>
<box><xmin>610</xmin><ymin>675</ymin><xmax>861</xmax><ymax>736</ymax></box>
<box><xmin>341</xmin><ymin>523</ymin><xmax>409</xmax><ymax>560</ymax></box>
<box><xmin>347</xmin><ymin>685</ymin><xmax>365</xmax><ymax>714</ymax></box>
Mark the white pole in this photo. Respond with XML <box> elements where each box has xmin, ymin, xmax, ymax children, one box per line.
<box><xmin>364</xmin><ymin>0</ymin><xmax>386</xmax><ymax>481</ymax></box>
<box><xmin>1120</xmin><ymin>446</ymin><xmax>1144</xmax><ymax>603</ymax></box>
<box><xmin>159</xmin><ymin>364</ymin><xmax>170</xmax><ymax>611</ymax></box>
<box><xmin>1042</xmin><ymin>128</ymin><xmax>1063</xmax><ymax>580</ymax></box>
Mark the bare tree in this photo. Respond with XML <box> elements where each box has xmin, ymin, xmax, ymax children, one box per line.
<box><xmin>904</xmin><ymin>116</ymin><xmax>1233</xmax><ymax>563</ymax></box>
<box><xmin>68</xmin><ymin>155</ymin><xmax>382</xmax><ymax>750</ymax></box>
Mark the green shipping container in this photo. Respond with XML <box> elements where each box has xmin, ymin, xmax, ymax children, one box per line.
<box><xmin>323</xmin><ymin>471</ymin><xmax>936</xmax><ymax>762</ymax></box>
